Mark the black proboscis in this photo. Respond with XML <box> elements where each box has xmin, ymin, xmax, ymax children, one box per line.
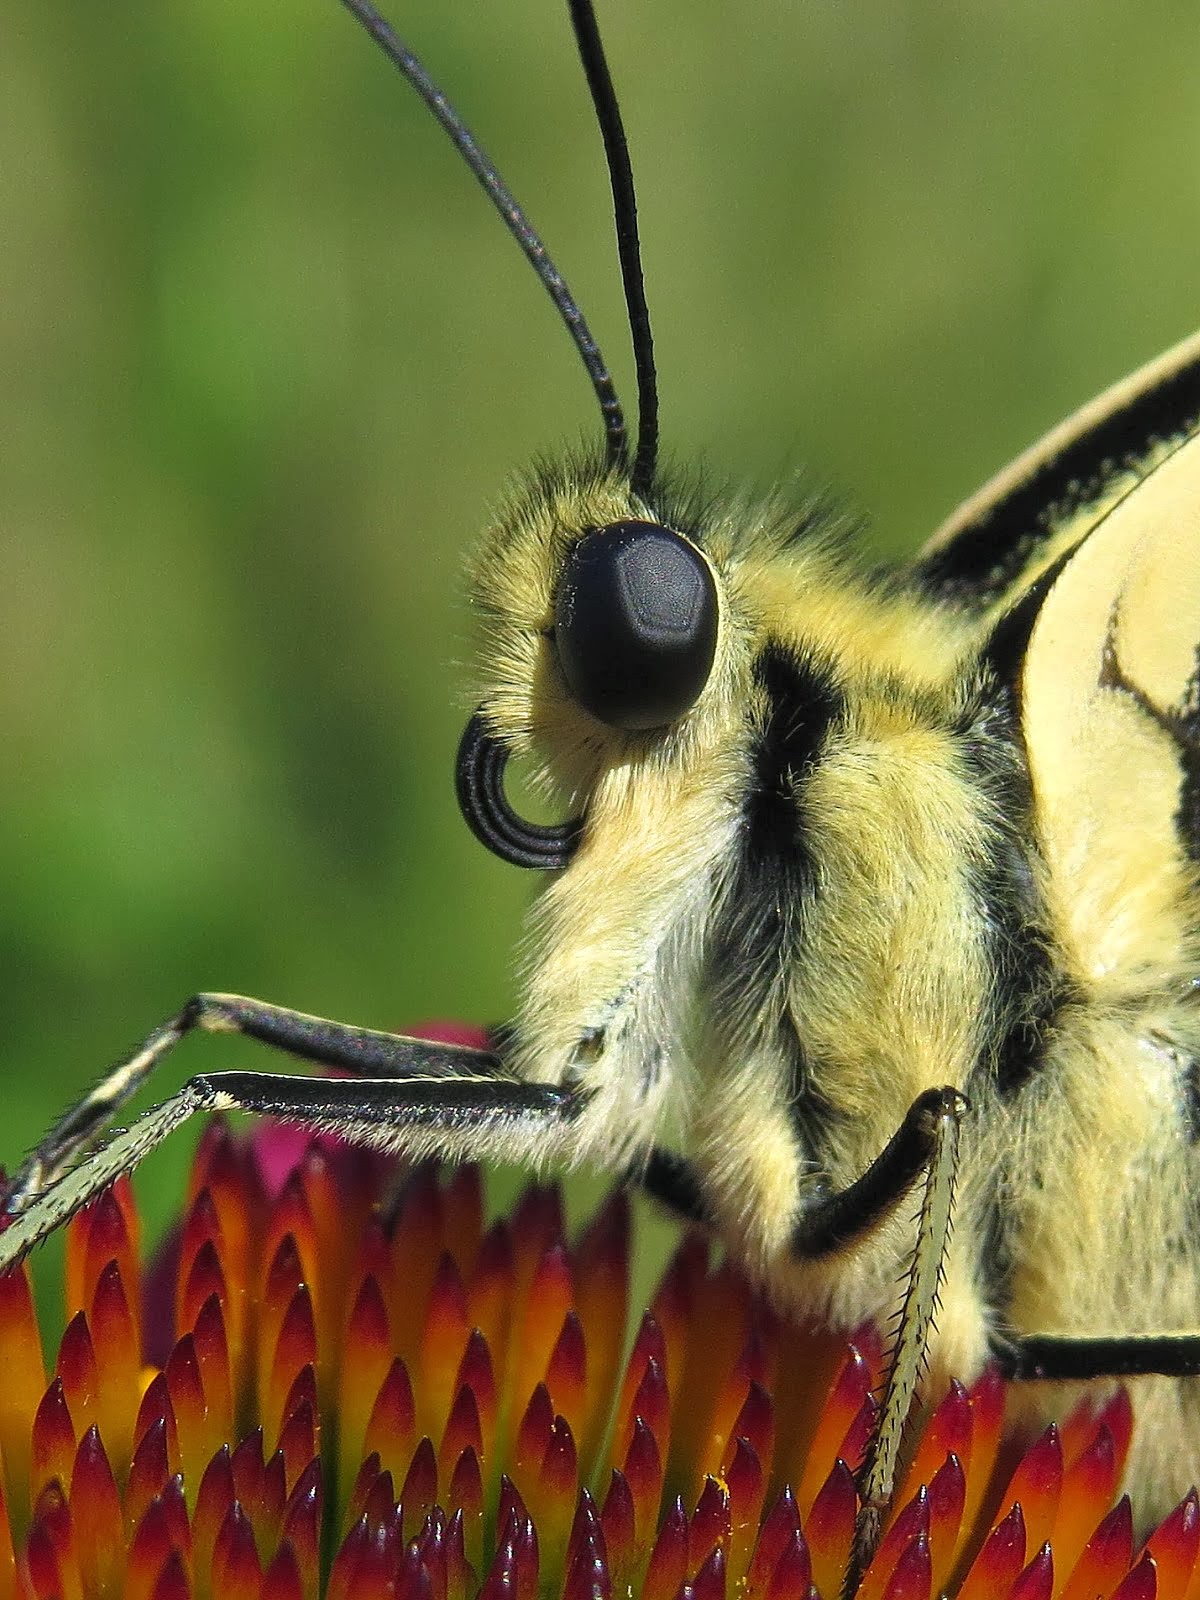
<box><xmin>455</xmin><ymin>713</ymin><xmax>582</xmax><ymax>870</ymax></box>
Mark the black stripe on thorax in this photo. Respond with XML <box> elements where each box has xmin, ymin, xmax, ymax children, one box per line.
<box><xmin>949</xmin><ymin>678</ymin><xmax>1067</xmax><ymax>1323</ymax></box>
<box><xmin>964</xmin><ymin>560</ymin><xmax>1082</xmax><ymax>1098</ymax></box>
<box><xmin>741</xmin><ymin>643</ymin><xmax>844</xmax><ymax>889</ymax></box>
<box><xmin>708</xmin><ymin>643</ymin><xmax>844</xmax><ymax>1140</ymax></box>
<box><xmin>916</xmin><ymin>355</ymin><xmax>1200</xmax><ymax>610</ymax></box>
<box><xmin>954</xmin><ymin>680</ymin><xmax>1065</xmax><ymax>1099</ymax></box>
<box><xmin>726</xmin><ymin>642</ymin><xmax>843</xmax><ymax>951</ymax></box>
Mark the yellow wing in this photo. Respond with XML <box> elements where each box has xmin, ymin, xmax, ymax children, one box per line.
<box><xmin>1021</xmin><ymin>427</ymin><xmax>1200</xmax><ymax>987</ymax></box>
<box><xmin>919</xmin><ymin>331</ymin><xmax>1200</xmax><ymax>989</ymax></box>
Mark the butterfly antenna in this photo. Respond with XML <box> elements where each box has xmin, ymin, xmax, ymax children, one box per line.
<box><xmin>567</xmin><ymin>0</ymin><xmax>659</xmax><ymax>497</ymax></box>
<box><xmin>337</xmin><ymin>0</ymin><xmax>628</xmax><ymax>470</ymax></box>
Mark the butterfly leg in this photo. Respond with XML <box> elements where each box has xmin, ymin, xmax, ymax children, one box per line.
<box><xmin>0</xmin><ymin>1065</ymin><xmax>584</xmax><ymax>1276</ymax></box>
<box><xmin>5</xmin><ymin>993</ymin><xmax>502</xmax><ymax>1215</ymax></box>
<box><xmin>637</xmin><ymin>1085</ymin><xmax>966</xmax><ymax>1595</ymax></box>
<box><xmin>774</xmin><ymin>1086</ymin><xmax>966</xmax><ymax>1597</ymax></box>
<box><xmin>996</xmin><ymin>1331</ymin><xmax>1200</xmax><ymax>1379</ymax></box>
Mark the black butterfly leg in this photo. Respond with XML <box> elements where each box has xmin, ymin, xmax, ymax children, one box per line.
<box><xmin>6</xmin><ymin>992</ymin><xmax>499</xmax><ymax>1213</ymax></box>
<box><xmin>996</xmin><ymin>1332</ymin><xmax>1200</xmax><ymax>1380</ymax></box>
<box><xmin>0</xmin><ymin>1066</ymin><xmax>584</xmax><ymax>1276</ymax></box>
<box><xmin>641</xmin><ymin>1085</ymin><xmax>966</xmax><ymax>1598</ymax></box>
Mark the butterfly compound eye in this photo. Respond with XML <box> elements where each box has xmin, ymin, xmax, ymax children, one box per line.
<box><xmin>554</xmin><ymin>520</ymin><xmax>719</xmax><ymax>730</ymax></box>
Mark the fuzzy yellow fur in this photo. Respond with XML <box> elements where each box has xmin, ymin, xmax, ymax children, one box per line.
<box><xmin>462</xmin><ymin>330</ymin><xmax>1200</xmax><ymax>1524</ymax></box>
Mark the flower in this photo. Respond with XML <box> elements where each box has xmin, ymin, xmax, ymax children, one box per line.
<box><xmin>0</xmin><ymin>1095</ymin><xmax>1197</xmax><ymax>1598</ymax></box>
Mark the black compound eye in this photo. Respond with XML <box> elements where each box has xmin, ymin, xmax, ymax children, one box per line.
<box><xmin>553</xmin><ymin>520</ymin><xmax>719</xmax><ymax>730</ymax></box>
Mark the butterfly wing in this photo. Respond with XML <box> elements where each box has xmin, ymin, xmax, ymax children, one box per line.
<box><xmin>921</xmin><ymin>333</ymin><xmax>1200</xmax><ymax>986</ymax></box>
<box><xmin>1020</xmin><ymin>427</ymin><xmax>1200</xmax><ymax>985</ymax></box>
<box><xmin>916</xmin><ymin>328</ymin><xmax>1200</xmax><ymax>621</ymax></box>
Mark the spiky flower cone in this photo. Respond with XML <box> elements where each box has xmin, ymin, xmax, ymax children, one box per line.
<box><xmin>0</xmin><ymin>1062</ymin><xmax>1196</xmax><ymax>1599</ymax></box>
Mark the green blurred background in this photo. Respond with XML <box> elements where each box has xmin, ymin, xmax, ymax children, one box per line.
<box><xmin>3</xmin><ymin>0</ymin><xmax>1200</xmax><ymax>1283</ymax></box>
